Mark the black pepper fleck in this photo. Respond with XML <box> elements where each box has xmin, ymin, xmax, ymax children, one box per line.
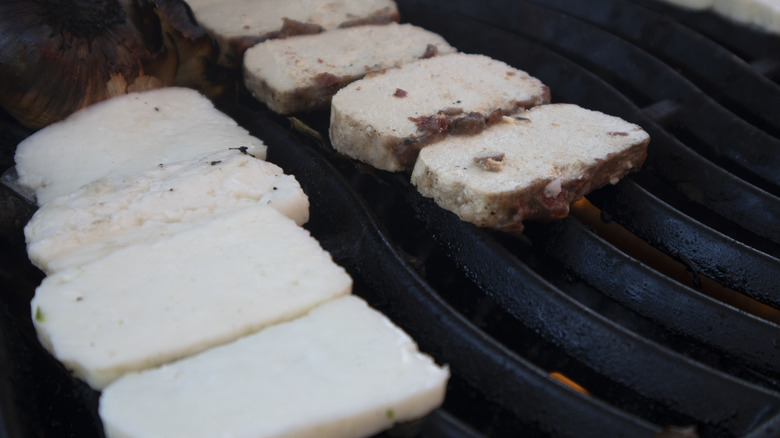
<box><xmin>230</xmin><ymin>146</ymin><xmax>256</xmax><ymax>158</ymax></box>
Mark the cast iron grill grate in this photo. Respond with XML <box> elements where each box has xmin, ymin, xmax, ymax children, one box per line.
<box><xmin>1</xmin><ymin>0</ymin><xmax>779</xmax><ymax>437</ymax></box>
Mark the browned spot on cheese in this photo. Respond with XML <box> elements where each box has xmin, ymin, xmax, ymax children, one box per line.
<box><xmin>394</xmin><ymin>88</ymin><xmax>408</xmax><ymax>98</ymax></box>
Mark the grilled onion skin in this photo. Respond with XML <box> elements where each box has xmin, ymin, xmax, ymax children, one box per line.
<box><xmin>0</xmin><ymin>0</ymin><xmax>220</xmax><ymax>130</ymax></box>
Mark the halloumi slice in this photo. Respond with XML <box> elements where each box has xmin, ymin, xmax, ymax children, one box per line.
<box><xmin>329</xmin><ymin>53</ymin><xmax>551</xmax><ymax>172</ymax></box>
<box><xmin>31</xmin><ymin>206</ymin><xmax>352</xmax><ymax>389</ymax></box>
<box><xmin>99</xmin><ymin>295</ymin><xmax>449</xmax><ymax>438</ymax></box>
<box><xmin>14</xmin><ymin>87</ymin><xmax>266</xmax><ymax>205</ymax></box>
<box><xmin>243</xmin><ymin>23</ymin><xmax>456</xmax><ymax>114</ymax></box>
<box><xmin>25</xmin><ymin>149</ymin><xmax>309</xmax><ymax>274</ymax></box>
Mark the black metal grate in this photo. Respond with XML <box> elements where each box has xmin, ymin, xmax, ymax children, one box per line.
<box><xmin>1</xmin><ymin>0</ymin><xmax>780</xmax><ymax>437</ymax></box>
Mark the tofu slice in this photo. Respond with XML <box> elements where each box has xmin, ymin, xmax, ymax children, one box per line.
<box><xmin>411</xmin><ymin>104</ymin><xmax>650</xmax><ymax>233</ymax></box>
<box><xmin>185</xmin><ymin>0</ymin><xmax>399</xmax><ymax>66</ymax></box>
<box><xmin>25</xmin><ymin>149</ymin><xmax>309</xmax><ymax>274</ymax></box>
<box><xmin>243</xmin><ymin>23</ymin><xmax>456</xmax><ymax>114</ymax></box>
<box><xmin>99</xmin><ymin>295</ymin><xmax>449</xmax><ymax>438</ymax></box>
<box><xmin>14</xmin><ymin>87</ymin><xmax>266</xmax><ymax>205</ymax></box>
<box><xmin>329</xmin><ymin>53</ymin><xmax>551</xmax><ymax>172</ymax></box>
<box><xmin>30</xmin><ymin>206</ymin><xmax>352</xmax><ymax>390</ymax></box>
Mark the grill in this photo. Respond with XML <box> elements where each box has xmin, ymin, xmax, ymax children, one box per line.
<box><xmin>1</xmin><ymin>0</ymin><xmax>780</xmax><ymax>437</ymax></box>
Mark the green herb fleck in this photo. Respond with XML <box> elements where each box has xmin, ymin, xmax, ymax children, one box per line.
<box><xmin>34</xmin><ymin>306</ymin><xmax>45</xmax><ymax>323</ymax></box>
<box><xmin>385</xmin><ymin>409</ymin><xmax>394</xmax><ymax>420</ymax></box>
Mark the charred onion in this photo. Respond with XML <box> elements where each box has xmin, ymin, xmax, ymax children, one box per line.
<box><xmin>0</xmin><ymin>0</ymin><xmax>222</xmax><ymax>130</ymax></box>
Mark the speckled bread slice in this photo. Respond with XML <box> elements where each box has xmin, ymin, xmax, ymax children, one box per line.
<box><xmin>14</xmin><ymin>87</ymin><xmax>266</xmax><ymax>205</ymax></box>
<box><xmin>411</xmin><ymin>104</ymin><xmax>650</xmax><ymax>233</ymax></box>
<box><xmin>25</xmin><ymin>148</ymin><xmax>310</xmax><ymax>274</ymax></box>
<box><xmin>185</xmin><ymin>0</ymin><xmax>399</xmax><ymax>66</ymax></box>
<box><xmin>243</xmin><ymin>23</ymin><xmax>456</xmax><ymax>114</ymax></box>
<box><xmin>99</xmin><ymin>295</ymin><xmax>449</xmax><ymax>438</ymax></box>
<box><xmin>329</xmin><ymin>53</ymin><xmax>551</xmax><ymax>172</ymax></box>
<box><xmin>30</xmin><ymin>206</ymin><xmax>352</xmax><ymax>390</ymax></box>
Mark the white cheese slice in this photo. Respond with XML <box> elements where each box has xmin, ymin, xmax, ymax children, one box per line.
<box><xmin>714</xmin><ymin>0</ymin><xmax>780</xmax><ymax>33</ymax></box>
<box><xmin>185</xmin><ymin>0</ymin><xmax>399</xmax><ymax>65</ymax></box>
<box><xmin>243</xmin><ymin>23</ymin><xmax>456</xmax><ymax>114</ymax></box>
<box><xmin>99</xmin><ymin>295</ymin><xmax>449</xmax><ymax>438</ymax></box>
<box><xmin>329</xmin><ymin>53</ymin><xmax>550</xmax><ymax>172</ymax></box>
<box><xmin>24</xmin><ymin>149</ymin><xmax>309</xmax><ymax>274</ymax></box>
<box><xmin>656</xmin><ymin>0</ymin><xmax>780</xmax><ymax>33</ymax></box>
<box><xmin>14</xmin><ymin>87</ymin><xmax>266</xmax><ymax>205</ymax></box>
<box><xmin>30</xmin><ymin>206</ymin><xmax>352</xmax><ymax>390</ymax></box>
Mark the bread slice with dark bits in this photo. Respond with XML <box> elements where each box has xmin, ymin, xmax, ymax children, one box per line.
<box><xmin>243</xmin><ymin>23</ymin><xmax>456</xmax><ymax>114</ymax></box>
<box><xmin>410</xmin><ymin>104</ymin><xmax>650</xmax><ymax>233</ymax></box>
<box><xmin>185</xmin><ymin>0</ymin><xmax>400</xmax><ymax>66</ymax></box>
<box><xmin>329</xmin><ymin>53</ymin><xmax>551</xmax><ymax>172</ymax></box>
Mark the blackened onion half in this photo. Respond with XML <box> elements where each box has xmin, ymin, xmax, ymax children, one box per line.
<box><xmin>0</xmin><ymin>0</ymin><xmax>221</xmax><ymax>130</ymax></box>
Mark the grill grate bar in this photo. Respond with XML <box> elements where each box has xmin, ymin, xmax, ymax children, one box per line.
<box><xmin>536</xmin><ymin>0</ymin><xmax>780</xmax><ymax>139</ymax></box>
<box><xmin>503</xmin><ymin>1</ymin><xmax>780</xmax><ymax>197</ymax></box>
<box><xmin>393</xmin><ymin>171</ymin><xmax>780</xmax><ymax>437</ymax></box>
<box><xmin>588</xmin><ymin>180</ymin><xmax>780</xmax><ymax>309</ymax></box>
<box><xmin>523</xmin><ymin>212</ymin><xmax>780</xmax><ymax>379</ymax></box>
<box><xmin>229</xmin><ymin>105</ymin><xmax>664</xmax><ymax>438</ymax></box>
<box><xmin>401</xmin><ymin>1</ymin><xmax>780</xmax><ymax>246</ymax></box>
<box><xmin>629</xmin><ymin>0</ymin><xmax>780</xmax><ymax>71</ymax></box>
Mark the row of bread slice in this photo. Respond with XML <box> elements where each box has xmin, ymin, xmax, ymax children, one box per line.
<box><xmin>14</xmin><ymin>87</ymin><xmax>448</xmax><ymax>438</ymax></box>
<box><xmin>183</xmin><ymin>0</ymin><xmax>401</xmax><ymax>66</ymax></box>
<box><xmin>327</xmin><ymin>52</ymin><xmax>650</xmax><ymax>233</ymax></box>
<box><xmin>194</xmin><ymin>0</ymin><xmax>651</xmax><ymax>234</ymax></box>
<box><xmin>184</xmin><ymin>0</ymin><xmax>461</xmax><ymax>114</ymax></box>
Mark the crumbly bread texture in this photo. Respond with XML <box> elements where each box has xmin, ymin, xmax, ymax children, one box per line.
<box><xmin>329</xmin><ymin>53</ymin><xmax>551</xmax><ymax>172</ymax></box>
<box><xmin>243</xmin><ymin>23</ymin><xmax>456</xmax><ymax>114</ymax></box>
<box><xmin>185</xmin><ymin>0</ymin><xmax>399</xmax><ymax>65</ymax></box>
<box><xmin>14</xmin><ymin>87</ymin><xmax>266</xmax><ymax>205</ymax></box>
<box><xmin>99</xmin><ymin>295</ymin><xmax>449</xmax><ymax>438</ymax></box>
<box><xmin>411</xmin><ymin>104</ymin><xmax>650</xmax><ymax>233</ymax></box>
<box><xmin>25</xmin><ymin>149</ymin><xmax>309</xmax><ymax>274</ymax></box>
<box><xmin>31</xmin><ymin>206</ymin><xmax>352</xmax><ymax>389</ymax></box>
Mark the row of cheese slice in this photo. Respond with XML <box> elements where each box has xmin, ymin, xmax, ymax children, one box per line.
<box><xmin>14</xmin><ymin>87</ymin><xmax>448</xmax><ymax>438</ymax></box>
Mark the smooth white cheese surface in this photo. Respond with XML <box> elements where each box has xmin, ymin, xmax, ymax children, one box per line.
<box><xmin>25</xmin><ymin>149</ymin><xmax>309</xmax><ymax>274</ymax></box>
<box><xmin>14</xmin><ymin>87</ymin><xmax>266</xmax><ymax>205</ymax></box>
<box><xmin>713</xmin><ymin>0</ymin><xmax>780</xmax><ymax>33</ymax></box>
<box><xmin>31</xmin><ymin>206</ymin><xmax>352</xmax><ymax>390</ymax></box>
<box><xmin>99</xmin><ymin>295</ymin><xmax>449</xmax><ymax>438</ymax></box>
